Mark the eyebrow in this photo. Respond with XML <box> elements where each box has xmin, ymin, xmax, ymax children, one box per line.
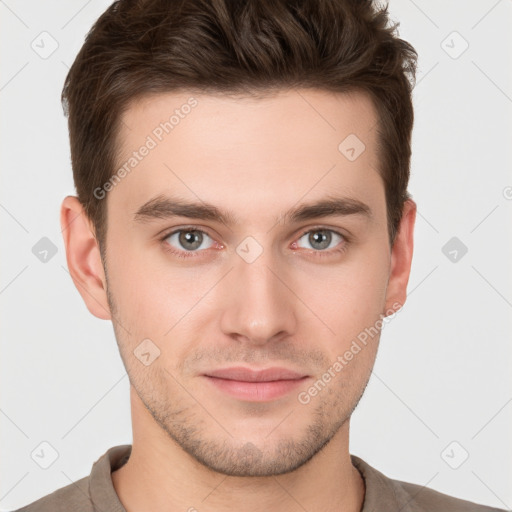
<box><xmin>133</xmin><ymin>193</ymin><xmax>373</xmax><ymax>226</ymax></box>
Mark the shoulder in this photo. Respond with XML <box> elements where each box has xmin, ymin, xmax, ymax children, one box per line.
<box><xmin>10</xmin><ymin>444</ymin><xmax>130</xmax><ymax>512</ymax></box>
<box><xmin>393</xmin><ymin>477</ymin><xmax>506</xmax><ymax>512</ymax></box>
<box><xmin>10</xmin><ymin>475</ymin><xmax>93</xmax><ymax>512</ymax></box>
<box><xmin>351</xmin><ymin>455</ymin><xmax>506</xmax><ymax>512</ymax></box>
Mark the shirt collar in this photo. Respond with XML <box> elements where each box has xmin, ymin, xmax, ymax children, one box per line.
<box><xmin>351</xmin><ymin>455</ymin><xmax>421</xmax><ymax>512</ymax></box>
<box><xmin>89</xmin><ymin>444</ymin><xmax>131</xmax><ymax>512</ymax></box>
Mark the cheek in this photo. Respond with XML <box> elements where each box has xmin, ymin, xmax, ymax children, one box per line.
<box><xmin>298</xmin><ymin>251</ymin><xmax>389</xmax><ymax>335</ymax></box>
<box><xmin>105</xmin><ymin>240</ymin><xmax>174</xmax><ymax>336</ymax></box>
<box><xmin>106</xmin><ymin>241</ymin><xmax>217</xmax><ymax>367</ymax></box>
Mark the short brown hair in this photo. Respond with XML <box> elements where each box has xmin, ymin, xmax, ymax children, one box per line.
<box><xmin>62</xmin><ymin>0</ymin><xmax>417</xmax><ymax>259</ymax></box>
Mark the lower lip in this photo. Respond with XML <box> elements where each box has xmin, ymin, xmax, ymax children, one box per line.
<box><xmin>204</xmin><ymin>376</ymin><xmax>309</xmax><ymax>401</ymax></box>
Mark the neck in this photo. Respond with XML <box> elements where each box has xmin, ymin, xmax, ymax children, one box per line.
<box><xmin>112</xmin><ymin>388</ymin><xmax>365</xmax><ymax>512</ymax></box>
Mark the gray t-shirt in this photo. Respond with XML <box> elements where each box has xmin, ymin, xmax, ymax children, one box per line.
<box><xmin>11</xmin><ymin>444</ymin><xmax>506</xmax><ymax>512</ymax></box>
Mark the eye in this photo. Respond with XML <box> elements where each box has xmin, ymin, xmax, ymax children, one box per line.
<box><xmin>160</xmin><ymin>226</ymin><xmax>349</xmax><ymax>260</ymax></box>
<box><xmin>161</xmin><ymin>227</ymin><xmax>217</xmax><ymax>258</ymax></box>
<box><xmin>293</xmin><ymin>228</ymin><xmax>347</xmax><ymax>255</ymax></box>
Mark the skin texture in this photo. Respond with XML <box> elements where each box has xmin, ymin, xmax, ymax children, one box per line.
<box><xmin>61</xmin><ymin>88</ymin><xmax>416</xmax><ymax>512</ymax></box>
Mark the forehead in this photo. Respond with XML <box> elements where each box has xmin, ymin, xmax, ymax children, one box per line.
<box><xmin>109</xmin><ymin>88</ymin><xmax>384</xmax><ymax>227</ymax></box>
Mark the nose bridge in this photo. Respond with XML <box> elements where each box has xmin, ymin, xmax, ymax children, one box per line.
<box><xmin>219</xmin><ymin>240</ymin><xmax>297</xmax><ymax>344</ymax></box>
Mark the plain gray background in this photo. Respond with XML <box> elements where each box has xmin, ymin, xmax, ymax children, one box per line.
<box><xmin>1</xmin><ymin>0</ymin><xmax>511</xmax><ymax>510</ymax></box>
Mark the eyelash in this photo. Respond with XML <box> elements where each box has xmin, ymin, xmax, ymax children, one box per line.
<box><xmin>159</xmin><ymin>226</ymin><xmax>350</xmax><ymax>260</ymax></box>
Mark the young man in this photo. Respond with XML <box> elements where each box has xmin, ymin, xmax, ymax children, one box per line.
<box><xmin>14</xmin><ymin>0</ymin><xmax>505</xmax><ymax>511</ymax></box>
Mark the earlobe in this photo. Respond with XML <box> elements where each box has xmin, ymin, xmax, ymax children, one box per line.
<box><xmin>60</xmin><ymin>196</ymin><xmax>112</xmax><ymax>320</ymax></box>
<box><xmin>383</xmin><ymin>199</ymin><xmax>417</xmax><ymax>315</ymax></box>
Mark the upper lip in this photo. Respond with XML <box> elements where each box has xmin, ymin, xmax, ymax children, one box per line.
<box><xmin>204</xmin><ymin>366</ymin><xmax>308</xmax><ymax>382</ymax></box>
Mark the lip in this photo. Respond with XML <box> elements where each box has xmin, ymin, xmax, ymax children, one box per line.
<box><xmin>204</xmin><ymin>366</ymin><xmax>307</xmax><ymax>382</ymax></box>
<box><xmin>202</xmin><ymin>366</ymin><xmax>310</xmax><ymax>402</ymax></box>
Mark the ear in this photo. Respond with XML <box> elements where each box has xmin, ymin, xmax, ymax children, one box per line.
<box><xmin>60</xmin><ymin>196</ymin><xmax>112</xmax><ymax>320</ymax></box>
<box><xmin>383</xmin><ymin>199</ymin><xmax>416</xmax><ymax>315</ymax></box>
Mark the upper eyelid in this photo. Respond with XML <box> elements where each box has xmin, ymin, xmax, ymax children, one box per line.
<box><xmin>161</xmin><ymin>225</ymin><xmax>216</xmax><ymax>241</ymax></box>
<box><xmin>297</xmin><ymin>226</ymin><xmax>347</xmax><ymax>238</ymax></box>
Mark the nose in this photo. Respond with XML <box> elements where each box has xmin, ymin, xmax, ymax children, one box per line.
<box><xmin>219</xmin><ymin>248</ymin><xmax>298</xmax><ymax>346</ymax></box>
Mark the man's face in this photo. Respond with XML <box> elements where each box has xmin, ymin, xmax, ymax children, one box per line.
<box><xmin>101</xmin><ymin>89</ymin><xmax>402</xmax><ymax>476</ymax></box>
